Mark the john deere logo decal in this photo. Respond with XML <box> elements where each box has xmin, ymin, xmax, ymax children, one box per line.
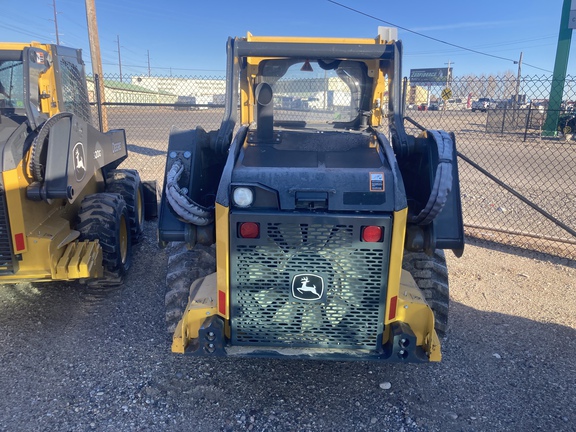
<box><xmin>73</xmin><ymin>142</ymin><xmax>86</xmax><ymax>182</ymax></box>
<box><xmin>291</xmin><ymin>274</ymin><xmax>324</xmax><ymax>301</ymax></box>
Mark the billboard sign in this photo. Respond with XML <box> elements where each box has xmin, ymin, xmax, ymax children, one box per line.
<box><xmin>409</xmin><ymin>68</ymin><xmax>452</xmax><ymax>85</ymax></box>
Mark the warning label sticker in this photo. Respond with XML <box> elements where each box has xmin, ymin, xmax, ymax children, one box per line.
<box><xmin>370</xmin><ymin>172</ymin><xmax>385</xmax><ymax>192</ymax></box>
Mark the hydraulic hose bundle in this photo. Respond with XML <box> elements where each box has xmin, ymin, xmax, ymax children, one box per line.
<box><xmin>165</xmin><ymin>159</ymin><xmax>214</xmax><ymax>226</ymax></box>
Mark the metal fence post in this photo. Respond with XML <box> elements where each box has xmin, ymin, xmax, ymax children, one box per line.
<box><xmin>524</xmin><ymin>103</ymin><xmax>533</xmax><ymax>142</ymax></box>
<box><xmin>501</xmin><ymin>104</ymin><xmax>507</xmax><ymax>135</ymax></box>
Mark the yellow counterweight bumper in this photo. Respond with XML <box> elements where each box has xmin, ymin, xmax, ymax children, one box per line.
<box><xmin>172</xmin><ymin>273</ymin><xmax>219</xmax><ymax>354</ymax></box>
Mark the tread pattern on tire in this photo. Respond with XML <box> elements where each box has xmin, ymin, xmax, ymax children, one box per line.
<box><xmin>165</xmin><ymin>242</ymin><xmax>216</xmax><ymax>333</ymax></box>
<box><xmin>402</xmin><ymin>249</ymin><xmax>450</xmax><ymax>338</ymax></box>
<box><xmin>106</xmin><ymin>169</ymin><xmax>144</xmax><ymax>244</ymax></box>
<box><xmin>77</xmin><ymin>193</ymin><xmax>132</xmax><ymax>286</ymax></box>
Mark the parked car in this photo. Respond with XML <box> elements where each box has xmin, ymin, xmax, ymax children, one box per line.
<box><xmin>174</xmin><ymin>96</ymin><xmax>197</xmax><ymax>111</ymax></box>
<box><xmin>558</xmin><ymin>112</ymin><xmax>576</xmax><ymax>137</ymax></box>
<box><xmin>428</xmin><ymin>103</ymin><xmax>440</xmax><ymax>111</ymax></box>
<box><xmin>471</xmin><ymin>97</ymin><xmax>491</xmax><ymax>112</ymax></box>
<box><xmin>417</xmin><ymin>103</ymin><xmax>428</xmax><ymax>111</ymax></box>
<box><xmin>444</xmin><ymin>98</ymin><xmax>467</xmax><ymax>110</ymax></box>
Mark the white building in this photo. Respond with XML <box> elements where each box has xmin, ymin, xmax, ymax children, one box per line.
<box><xmin>130</xmin><ymin>76</ymin><xmax>226</xmax><ymax>106</ymax></box>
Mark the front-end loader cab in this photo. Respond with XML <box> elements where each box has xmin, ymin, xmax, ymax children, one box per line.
<box><xmin>0</xmin><ymin>43</ymin><xmax>92</xmax><ymax>127</ymax></box>
<box><xmin>160</xmin><ymin>28</ymin><xmax>464</xmax><ymax>362</ymax></box>
<box><xmin>0</xmin><ymin>42</ymin><xmax>139</xmax><ymax>285</ymax></box>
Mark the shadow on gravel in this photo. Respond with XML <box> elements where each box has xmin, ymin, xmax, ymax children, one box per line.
<box><xmin>0</xmin><ymin>281</ymin><xmax>79</xmax><ymax>329</ymax></box>
<box><xmin>465</xmin><ymin>235</ymin><xmax>576</xmax><ymax>267</ymax></box>
<box><xmin>151</xmin><ymin>302</ymin><xmax>576</xmax><ymax>432</ymax></box>
<box><xmin>127</xmin><ymin>143</ymin><xmax>166</xmax><ymax>156</ymax></box>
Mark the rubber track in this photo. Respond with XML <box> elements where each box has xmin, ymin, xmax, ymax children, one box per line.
<box><xmin>165</xmin><ymin>243</ymin><xmax>216</xmax><ymax>333</ymax></box>
<box><xmin>402</xmin><ymin>249</ymin><xmax>450</xmax><ymax>338</ymax></box>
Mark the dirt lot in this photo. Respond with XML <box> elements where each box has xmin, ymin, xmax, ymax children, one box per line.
<box><xmin>0</xmin><ymin>222</ymin><xmax>574</xmax><ymax>431</ymax></box>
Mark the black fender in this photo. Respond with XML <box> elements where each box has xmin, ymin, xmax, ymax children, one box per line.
<box><xmin>398</xmin><ymin>129</ymin><xmax>464</xmax><ymax>256</ymax></box>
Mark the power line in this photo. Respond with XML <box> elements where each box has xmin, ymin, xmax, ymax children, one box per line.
<box><xmin>518</xmin><ymin>63</ymin><xmax>552</xmax><ymax>73</ymax></box>
<box><xmin>0</xmin><ymin>23</ymin><xmax>49</xmax><ymax>41</ymax></box>
<box><xmin>84</xmin><ymin>60</ymin><xmax>225</xmax><ymax>73</ymax></box>
<box><xmin>326</xmin><ymin>0</ymin><xmax>552</xmax><ymax>73</ymax></box>
<box><xmin>407</xmin><ymin>37</ymin><xmax>556</xmax><ymax>56</ymax></box>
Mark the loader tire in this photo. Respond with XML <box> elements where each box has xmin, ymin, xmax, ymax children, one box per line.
<box><xmin>106</xmin><ymin>169</ymin><xmax>145</xmax><ymax>244</ymax></box>
<box><xmin>77</xmin><ymin>193</ymin><xmax>132</xmax><ymax>287</ymax></box>
<box><xmin>402</xmin><ymin>249</ymin><xmax>449</xmax><ymax>339</ymax></box>
<box><xmin>165</xmin><ymin>242</ymin><xmax>216</xmax><ymax>333</ymax></box>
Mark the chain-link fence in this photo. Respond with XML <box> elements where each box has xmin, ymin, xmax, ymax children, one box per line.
<box><xmin>90</xmin><ymin>73</ymin><xmax>576</xmax><ymax>260</ymax></box>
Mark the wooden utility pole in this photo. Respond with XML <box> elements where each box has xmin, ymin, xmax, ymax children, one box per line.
<box><xmin>117</xmin><ymin>35</ymin><xmax>123</xmax><ymax>82</ymax></box>
<box><xmin>52</xmin><ymin>0</ymin><xmax>60</xmax><ymax>45</ymax></box>
<box><xmin>147</xmin><ymin>50</ymin><xmax>151</xmax><ymax>77</ymax></box>
<box><xmin>85</xmin><ymin>0</ymin><xmax>108</xmax><ymax>131</ymax></box>
<box><xmin>514</xmin><ymin>52</ymin><xmax>523</xmax><ymax>104</ymax></box>
<box><xmin>445</xmin><ymin>60</ymin><xmax>453</xmax><ymax>89</ymax></box>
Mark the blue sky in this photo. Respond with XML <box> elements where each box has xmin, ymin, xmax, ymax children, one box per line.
<box><xmin>1</xmin><ymin>0</ymin><xmax>573</xmax><ymax>78</ymax></box>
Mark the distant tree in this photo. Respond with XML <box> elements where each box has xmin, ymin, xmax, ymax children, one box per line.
<box><xmin>500</xmin><ymin>71</ymin><xmax>517</xmax><ymax>100</ymax></box>
<box><xmin>487</xmin><ymin>75</ymin><xmax>498</xmax><ymax>99</ymax></box>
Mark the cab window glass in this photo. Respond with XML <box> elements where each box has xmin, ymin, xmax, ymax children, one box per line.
<box><xmin>58</xmin><ymin>57</ymin><xmax>91</xmax><ymax>123</ymax></box>
<box><xmin>259</xmin><ymin>59</ymin><xmax>368</xmax><ymax>126</ymax></box>
<box><xmin>0</xmin><ymin>59</ymin><xmax>25</xmax><ymax>109</ymax></box>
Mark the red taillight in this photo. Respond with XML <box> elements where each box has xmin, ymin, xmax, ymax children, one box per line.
<box><xmin>239</xmin><ymin>222</ymin><xmax>260</xmax><ymax>238</ymax></box>
<box><xmin>14</xmin><ymin>233</ymin><xmax>25</xmax><ymax>251</ymax></box>
<box><xmin>218</xmin><ymin>290</ymin><xmax>227</xmax><ymax>316</ymax></box>
<box><xmin>388</xmin><ymin>295</ymin><xmax>398</xmax><ymax>320</ymax></box>
<box><xmin>361</xmin><ymin>225</ymin><xmax>383</xmax><ymax>242</ymax></box>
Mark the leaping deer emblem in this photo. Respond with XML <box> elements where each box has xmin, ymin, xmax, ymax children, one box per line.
<box><xmin>297</xmin><ymin>276</ymin><xmax>320</xmax><ymax>298</ymax></box>
<box><xmin>75</xmin><ymin>147</ymin><xmax>86</xmax><ymax>171</ymax></box>
<box><xmin>73</xmin><ymin>142</ymin><xmax>87</xmax><ymax>182</ymax></box>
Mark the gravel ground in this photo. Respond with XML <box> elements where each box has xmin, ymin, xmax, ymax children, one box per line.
<box><xmin>0</xmin><ymin>221</ymin><xmax>575</xmax><ymax>431</ymax></box>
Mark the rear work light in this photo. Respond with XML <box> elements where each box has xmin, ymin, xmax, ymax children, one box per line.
<box><xmin>233</xmin><ymin>187</ymin><xmax>254</xmax><ymax>208</ymax></box>
<box><xmin>239</xmin><ymin>222</ymin><xmax>260</xmax><ymax>239</ymax></box>
<box><xmin>361</xmin><ymin>225</ymin><xmax>383</xmax><ymax>242</ymax></box>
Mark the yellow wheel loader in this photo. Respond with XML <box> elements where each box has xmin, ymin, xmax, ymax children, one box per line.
<box><xmin>0</xmin><ymin>42</ymin><xmax>146</xmax><ymax>285</ymax></box>
<box><xmin>159</xmin><ymin>29</ymin><xmax>464</xmax><ymax>362</ymax></box>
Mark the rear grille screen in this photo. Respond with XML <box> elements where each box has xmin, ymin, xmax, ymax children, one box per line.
<box><xmin>230</xmin><ymin>214</ymin><xmax>391</xmax><ymax>350</ymax></box>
